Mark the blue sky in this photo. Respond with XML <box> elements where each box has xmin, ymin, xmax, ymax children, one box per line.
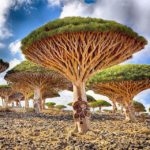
<box><xmin>0</xmin><ymin>0</ymin><xmax>150</xmax><ymax>110</ymax></box>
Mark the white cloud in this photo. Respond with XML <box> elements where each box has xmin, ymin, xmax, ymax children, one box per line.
<box><xmin>0</xmin><ymin>0</ymin><xmax>32</xmax><ymax>40</ymax></box>
<box><xmin>8</xmin><ymin>39</ymin><xmax>25</xmax><ymax>61</ymax></box>
<box><xmin>8</xmin><ymin>58</ymin><xmax>22</xmax><ymax>70</ymax></box>
<box><xmin>9</xmin><ymin>40</ymin><xmax>21</xmax><ymax>55</ymax></box>
<box><xmin>134</xmin><ymin>89</ymin><xmax>150</xmax><ymax>111</ymax></box>
<box><xmin>47</xmin><ymin>0</ymin><xmax>62</xmax><ymax>6</ymax></box>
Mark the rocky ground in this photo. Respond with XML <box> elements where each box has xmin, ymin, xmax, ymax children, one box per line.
<box><xmin>0</xmin><ymin>111</ymin><xmax>150</xmax><ymax>150</ymax></box>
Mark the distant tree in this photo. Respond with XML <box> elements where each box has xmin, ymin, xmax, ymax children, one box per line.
<box><xmin>55</xmin><ymin>105</ymin><xmax>66</xmax><ymax>110</ymax></box>
<box><xmin>96</xmin><ymin>100</ymin><xmax>112</xmax><ymax>112</ymax></box>
<box><xmin>45</xmin><ymin>102</ymin><xmax>56</xmax><ymax>108</ymax></box>
<box><xmin>133</xmin><ymin>101</ymin><xmax>146</xmax><ymax>112</ymax></box>
<box><xmin>149</xmin><ymin>107</ymin><xmax>150</xmax><ymax>112</ymax></box>
<box><xmin>67</xmin><ymin>102</ymin><xmax>72</xmax><ymax>106</ymax></box>
<box><xmin>89</xmin><ymin>102</ymin><xmax>98</xmax><ymax>112</ymax></box>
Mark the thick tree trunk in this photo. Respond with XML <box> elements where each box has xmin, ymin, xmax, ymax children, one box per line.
<box><xmin>73</xmin><ymin>82</ymin><xmax>90</xmax><ymax>134</ymax></box>
<box><xmin>124</xmin><ymin>102</ymin><xmax>136</xmax><ymax>122</ymax></box>
<box><xmin>112</xmin><ymin>101</ymin><xmax>117</xmax><ymax>113</ymax></box>
<box><xmin>34</xmin><ymin>87</ymin><xmax>41</xmax><ymax>113</ymax></box>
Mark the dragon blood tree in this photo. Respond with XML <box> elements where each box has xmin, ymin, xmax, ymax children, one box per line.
<box><xmin>0</xmin><ymin>59</ymin><xmax>9</xmax><ymax>73</ymax></box>
<box><xmin>8</xmin><ymin>92</ymin><xmax>24</xmax><ymax>107</ymax></box>
<box><xmin>42</xmin><ymin>89</ymin><xmax>59</xmax><ymax>109</ymax></box>
<box><xmin>88</xmin><ymin>64</ymin><xmax>150</xmax><ymax>122</ymax></box>
<box><xmin>5</xmin><ymin>61</ymin><xmax>70</xmax><ymax>113</ymax></box>
<box><xmin>21</xmin><ymin>17</ymin><xmax>147</xmax><ymax>133</ymax></box>
<box><xmin>88</xmin><ymin>85</ymin><xmax>119</xmax><ymax>113</ymax></box>
<box><xmin>11</xmin><ymin>82</ymin><xmax>32</xmax><ymax>109</ymax></box>
<box><xmin>0</xmin><ymin>85</ymin><xmax>12</xmax><ymax>108</ymax></box>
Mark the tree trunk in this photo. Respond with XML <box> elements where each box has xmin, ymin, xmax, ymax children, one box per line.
<box><xmin>25</xmin><ymin>96</ymin><xmax>29</xmax><ymax>110</ymax></box>
<box><xmin>42</xmin><ymin>99</ymin><xmax>45</xmax><ymax>109</ymax></box>
<box><xmin>112</xmin><ymin>101</ymin><xmax>117</xmax><ymax>113</ymax></box>
<box><xmin>72</xmin><ymin>82</ymin><xmax>90</xmax><ymax>134</ymax></box>
<box><xmin>4</xmin><ymin>97</ymin><xmax>9</xmax><ymax>108</ymax></box>
<box><xmin>12</xmin><ymin>102</ymin><xmax>14</xmax><ymax>107</ymax></box>
<box><xmin>99</xmin><ymin>107</ymin><xmax>101</xmax><ymax>112</ymax></box>
<box><xmin>125</xmin><ymin>102</ymin><xmax>136</xmax><ymax>122</ymax></box>
<box><xmin>18</xmin><ymin>99</ymin><xmax>22</xmax><ymax>108</ymax></box>
<box><xmin>34</xmin><ymin>87</ymin><xmax>41</xmax><ymax>113</ymax></box>
<box><xmin>16</xmin><ymin>101</ymin><xmax>19</xmax><ymax>107</ymax></box>
<box><xmin>1</xmin><ymin>99</ymin><xmax>4</xmax><ymax>107</ymax></box>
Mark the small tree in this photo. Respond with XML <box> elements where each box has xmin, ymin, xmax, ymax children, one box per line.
<box><xmin>89</xmin><ymin>102</ymin><xmax>98</xmax><ymax>112</ymax></box>
<box><xmin>45</xmin><ymin>102</ymin><xmax>56</xmax><ymax>108</ymax></box>
<box><xmin>68</xmin><ymin>102</ymin><xmax>72</xmax><ymax>106</ymax></box>
<box><xmin>96</xmin><ymin>100</ymin><xmax>112</xmax><ymax>112</ymax></box>
<box><xmin>133</xmin><ymin>101</ymin><xmax>146</xmax><ymax>113</ymax></box>
<box><xmin>55</xmin><ymin>105</ymin><xmax>66</xmax><ymax>110</ymax></box>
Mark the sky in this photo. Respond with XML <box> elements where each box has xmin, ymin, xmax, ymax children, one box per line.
<box><xmin>0</xmin><ymin>0</ymin><xmax>150</xmax><ymax>110</ymax></box>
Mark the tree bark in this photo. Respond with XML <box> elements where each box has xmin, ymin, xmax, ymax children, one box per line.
<box><xmin>33</xmin><ymin>87</ymin><xmax>41</xmax><ymax>113</ymax></box>
<box><xmin>42</xmin><ymin>99</ymin><xmax>45</xmax><ymax>110</ymax></box>
<box><xmin>4</xmin><ymin>97</ymin><xmax>9</xmax><ymax>108</ymax></box>
<box><xmin>25</xmin><ymin>96</ymin><xmax>29</xmax><ymax>110</ymax></box>
<box><xmin>112</xmin><ymin>101</ymin><xmax>117</xmax><ymax>113</ymax></box>
<box><xmin>72</xmin><ymin>82</ymin><xmax>90</xmax><ymax>134</ymax></box>
<box><xmin>124</xmin><ymin>101</ymin><xmax>136</xmax><ymax>122</ymax></box>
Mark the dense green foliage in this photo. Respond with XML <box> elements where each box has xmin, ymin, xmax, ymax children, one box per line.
<box><xmin>55</xmin><ymin>105</ymin><xmax>66</xmax><ymax>110</ymax></box>
<box><xmin>67</xmin><ymin>102</ymin><xmax>72</xmax><ymax>106</ymax></box>
<box><xmin>45</xmin><ymin>102</ymin><xmax>56</xmax><ymax>108</ymax></box>
<box><xmin>0</xmin><ymin>85</ymin><xmax>11</xmax><ymax>89</ymax></box>
<box><xmin>133</xmin><ymin>101</ymin><xmax>146</xmax><ymax>112</ymax></box>
<box><xmin>88</xmin><ymin>64</ymin><xmax>150</xmax><ymax>84</ymax></box>
<box><xmin>89</xmin><ymin>100</ymin><xmax>111</xmax><ymax>109</ymax></box>
<box><xmin>87</xmin><ymin>94</ymin><xmax>96</xmax><ymax>102</ymax></box>
<box><xmin>89</xmin><ymin>102</ymin><xmax>98</xmax><ymax>109</ymax></box>
<box><xmin>96</xmin><ymin>100</ymin><xmax>112</xmax><ymax>107</ymax></box>
<box><xmin>21</xmin><ymin>17</ymin><xmax>147</xmax><ymax>50</ymax></box>
<box><xmin>6</xmin><ymin>60</ymin><xmax>52</xmax><ymax>74</ymax></box>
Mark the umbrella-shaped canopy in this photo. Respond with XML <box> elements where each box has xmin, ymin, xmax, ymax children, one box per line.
<box><xmin>88</xmin><ymin>64</ymin><xmax>150</xmax><ymax>121</ymax></box>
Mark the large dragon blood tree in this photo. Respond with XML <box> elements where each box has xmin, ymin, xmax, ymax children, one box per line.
<box><xmin>88</xmin><ymin>64</ymin><xmax>150</xmax><ymax>122</ymax></box>
<box><xmin>21</xmin><ymin>17</ymin><xmax>147</xmax><ymax>133</ymax></box>
<box><xmin>0</xmin><ymin>59</ymin><xmax>9</xmax><ymax>73</ymax></box>
<box><xmin>5</xmin><ymin>60</ymin><xmax>70</xmax><ymax>113</ymax></box>
<box><xmin>0</xmin><ymin>85</ymin><xmax>12</xmax><ymax>108</ymax></box>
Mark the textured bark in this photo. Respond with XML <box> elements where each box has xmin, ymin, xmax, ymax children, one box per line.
<box><xmin>34</xmin><ymin>87</ymin><xmax>41</xmax><ymax>113</ymax></box>
<box><xmin>112</xmin><ymin>101</ymin><xmax>117</xmax><ymax>113</ymax></box>
<box><xmin>25</xmin><ymin>96</ymin><xmax>29</xmax><ymax>110</ymax></box>
<box><xmin>73</xmin><ymin>82</ymin><xmax>90</xmax><ymax>134</ymax></box>
<box><xmin>125</xmin><ymin>102</ymin><xmax>136</xmax><ymax>122</ymax></box>
<box><xmin>4</xmin><ymin>97</ymin><xmax>9</xmax><ymax>108</ymax></box>
<box><xmin>42</xmin><ymin>99</ymin><xmax>45</xmax><ymax>109</ymax></box>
